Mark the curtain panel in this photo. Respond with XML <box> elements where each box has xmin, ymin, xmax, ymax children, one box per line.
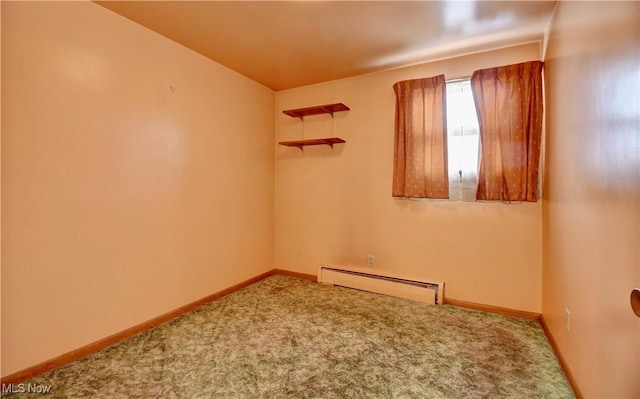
<box><xmin>392</xmin><ymin>75</ymin><xmax>449</xmax><ymax>199</ymax></box>
<box><xmin>471</xmin><ymin>60</ymin><xmax>544</xmax><ymax>202</ymax></box>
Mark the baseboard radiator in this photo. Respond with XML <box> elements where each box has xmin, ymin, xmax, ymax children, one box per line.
<box><xmin>317</xmin><ymin>265</ymin><xmax>444</xmax><ymax>305</ymax></box>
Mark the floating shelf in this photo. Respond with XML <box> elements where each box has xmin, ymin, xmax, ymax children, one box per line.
<box><xmin>278</xmin><ymin>137</ymin><xmax>346</xmax><ymax>151</ymax></box>
<box><xmin>282</xmin><ymin>103</ymin><xmax>350</xmax><ymax>120</ymax></box>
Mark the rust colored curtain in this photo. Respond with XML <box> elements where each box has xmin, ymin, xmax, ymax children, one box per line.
<box><xmin>392</xmin><ymin>75</ymin><xmax>448</xmax><ymax>199</ymax></box>
<box><xmin>471</xmin><ymin>61</ymin><xmax>544</xmax><ymax>202</ymax></box>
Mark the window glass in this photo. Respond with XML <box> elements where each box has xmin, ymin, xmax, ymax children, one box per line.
<box><xmin>446</xmin><ymin>80</ymin><xmax>479</xmax><ymax>201</ymax></box>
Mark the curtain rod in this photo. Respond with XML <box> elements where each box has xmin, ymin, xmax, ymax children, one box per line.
<box><xmin>446</xmin><ymin>76</ymin><xmax>471</xmax><ymax>83</ymax></box>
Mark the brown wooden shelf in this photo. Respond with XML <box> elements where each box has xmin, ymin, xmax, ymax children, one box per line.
<box><xmin>278</xmin><ymin>137</ymin><xmax>346</xmax><ymax>151</ymax></box>
<box><xmin>283</xmin><ymin>103</ymin><xmax>350</xmax><ymax>120</ymax></box>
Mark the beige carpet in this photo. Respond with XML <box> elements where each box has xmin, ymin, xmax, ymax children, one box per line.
<box><xmin>4</xmin><ymin>275</ymin><xmax>574</xmax><ymax>398</ymax></box>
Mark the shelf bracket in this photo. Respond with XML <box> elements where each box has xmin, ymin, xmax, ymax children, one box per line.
<box><xmin>286</xmin><ymin>142</ymin><xmax>338</xmax><ymax>151</ymax></box>
<box><xmin>319</xmin><ymin>106</ymin><xmax>333</xmax><ymax>118</ymax></box>
<box><xmin>289</xmin><ymin>112</ymin><xmax>304</xmax><ymax>121</ymax></box>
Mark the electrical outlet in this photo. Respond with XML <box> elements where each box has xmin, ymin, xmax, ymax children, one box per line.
<box><xmin>367</xmin><ymin>254</ymin><xmax>375</xmax><ymax>267</ymax></box>
<box><xmin>565</xmin><ymin>308</ymin><xmax>571</xmax><ymax>332</ymax></box>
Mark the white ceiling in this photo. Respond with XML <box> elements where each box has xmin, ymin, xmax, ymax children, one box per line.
<box><xmin>95</xmin><ymin>1</ymin><xmax>556</xmax><ymax>91</ymax></box>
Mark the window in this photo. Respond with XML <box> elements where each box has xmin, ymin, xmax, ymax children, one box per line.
<box><xmin>393</xmin><ymin>62</ymin><xmax>543</xmax><ymax>203</ymax></box>
<box><xmin>446</xmin><ymin>79</ymin><xmax>479</xmax><ymax>201</ymax></box>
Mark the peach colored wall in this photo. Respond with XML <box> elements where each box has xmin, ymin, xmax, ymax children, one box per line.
<box><xmin>1</xmin><ymin>2</ymin><xmax>274</xmax><ymax>376</ymax></box>
<box><xmin>275</xmin><ymin>43</ymin><xmax>543</xmax><ymax>313</ymax></box>
<box><xmin>542</xmin><ymin>1</ymin><xmax>640</xmax><ymax>397</ymax></box>
<box><xmin>0</xmin><ymin>1</ymin><xmax>3</xmax><ymax>377</ymax></box>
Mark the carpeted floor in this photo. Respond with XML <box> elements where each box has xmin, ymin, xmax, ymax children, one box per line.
<box><xmin>4</xmin><ymin>275</ymin><xmax>574</xmax><ymax>398</ymax></box>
